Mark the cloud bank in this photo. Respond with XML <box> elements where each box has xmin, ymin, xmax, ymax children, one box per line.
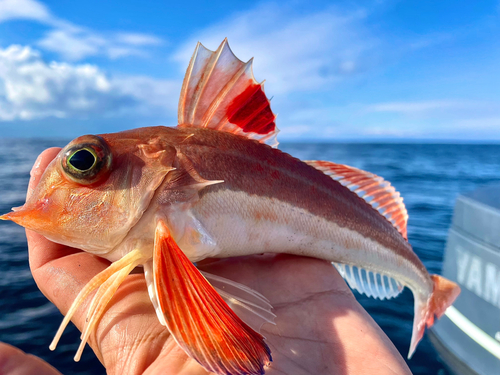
<box><xmin>0</xmin><ymin>0</ymin><xmax>50</xmax><ymax>23</ymax></box>
<box><xmin>0</xmin><ymin>0</ymin><xmax>164</xmax><ymax>61</ymax></box>
<box><xmin>0</xmin><ymin>45</ymin><xmax>178</xmax><ymax>121</ymax></box>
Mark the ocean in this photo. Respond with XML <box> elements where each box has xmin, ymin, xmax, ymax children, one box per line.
<box><xmin>1</xmin><ymin>138</ymin><xmax>499</xmax><ymax>375</ymax></box>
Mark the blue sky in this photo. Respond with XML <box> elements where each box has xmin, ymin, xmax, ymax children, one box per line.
<box><xmin>0</xmin><ymin>0</ymin><xmax>499</xmax><ymax>141</ymax></box>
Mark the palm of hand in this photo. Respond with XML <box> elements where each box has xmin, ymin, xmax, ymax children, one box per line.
<box><xmin>26</xmin><ymin>148</ymin><xmax>411</xmax><ymax>375</ymax></box>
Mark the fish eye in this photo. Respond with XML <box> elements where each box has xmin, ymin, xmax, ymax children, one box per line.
<box><xmin>68</xmin><ymin>148</ymin><xmax>97</xmax><ymax>171</ymax></box>
<box><xmin>61</xmin><ymin>135</ymin><xmax>112</xmax><ymax>185</ymax></box>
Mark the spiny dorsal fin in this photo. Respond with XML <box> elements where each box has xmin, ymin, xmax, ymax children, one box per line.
<box><xmin>178</xmin><ymin>39</ymin><xmax>279</xmax><ymax>148</ymax></box>
<box><xmin>306</xmin><ymin>160</ymin><xmax>409</xmax><ymax>240</ymax></box>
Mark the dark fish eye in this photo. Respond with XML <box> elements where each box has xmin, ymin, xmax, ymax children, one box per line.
<box><xmin>68</xmin><ymin>148</ymin><xmax>97</xmax><ymax>171</ymax></box>
<box><xmin>61</xmin><ymin>135</ymin><xmax>112</xmax><ymax>185</ymax></box>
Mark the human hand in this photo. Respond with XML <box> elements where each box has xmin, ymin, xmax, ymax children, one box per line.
<box><xmin>19</xmin><ymin>148</ymin><xmax>412</xmax><ymax>375</ymax></box>
<box><xmin>0</xmin><ymin>341</ymin><xmax>62</xmax><ymax>375</ymax></box>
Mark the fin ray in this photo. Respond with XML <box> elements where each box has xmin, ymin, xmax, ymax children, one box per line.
<box><xmin>305</xmin><ymin>160</ymin><xmax>409</xmax><ymax>240</ymax></box>
<box><xmin>333</xmin><ymin>263</ymin><xmax>404</xmax><ymax>300</ymax></box>
<box><xmin>49</xmin><ymin>250</ymin><xmax>144</xmax><ymax>355</ymax></box>
<box><xmin>201</xmin><ymin>271</ymin><xmax>276</xmax><ymax>333</ymax></box>
<box><xmin>408</xmin><ymin>274</ymin><xmax>460</xmax><ymax>358</ymax></box>
<box><xmin>153</xmin><ymin>220</ymin><xmax>271</xmax><ymax>375</ymax></box>
<box><xmin>178</xmin><ymin>39</ymin><xmax>279</xmax><ymax>148</ymax></box>
<box><xmin>74</xmin><ymin>263</ymin><xmax>137</xmax><ymax>362</ymax></box>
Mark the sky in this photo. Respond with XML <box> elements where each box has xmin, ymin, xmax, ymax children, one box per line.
<box><xmin>0</xmin><ymin>0</ymin><xmax>500</xmax><ymax>141</ymax></box>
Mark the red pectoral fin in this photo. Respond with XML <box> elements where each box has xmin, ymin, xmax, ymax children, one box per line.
<box><xmin>153</xmin><ymin>220</ymin><xmax>272</xmax><ymax>375</ymax></box>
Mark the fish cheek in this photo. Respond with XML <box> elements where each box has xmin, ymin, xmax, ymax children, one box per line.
<box><xmin>71</xmin><ymin>158</ymin><xmax>175</xmax><ymax>252</ymax></box>
<box><xmin>35</xmin><ymin>188</ymin><xmax>123</xmax><ymax>251</ymax></box>
<box><xmin>20</xmin><ymin>177</ymin><xmax>130</xmax><ymax>252</ymax></box>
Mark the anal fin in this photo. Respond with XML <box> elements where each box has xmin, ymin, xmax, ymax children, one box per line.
<box><xmin>153</xmin><ymin>220</ymin><xmax>272</xmax><ymax>375</ymax></box>
<box><xmin>333</xmin><ymin>263</ymin><xmax>404</xmax><ymax>300</ymax></box>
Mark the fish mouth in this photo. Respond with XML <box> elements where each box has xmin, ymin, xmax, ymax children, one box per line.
<box><xmin>0</xmin><ymin>211</ymin><xmax>17</xmax><ymax>221</ymax></box>
<box><xmin>1</xmin><ymin>204</ymin><xmax>29</xmax><ymax>220</ymax></box>
<box><xmin>0</xmin><ymin>206</ymin><xmax>61</xmax><ymax>243</ymax></box>
<box><xmin>0</xmin><ymin>206</ymin><xmax>41</xmax><ymax>228</ymax></box>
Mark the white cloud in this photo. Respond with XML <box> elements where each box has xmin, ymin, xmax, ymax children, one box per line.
<box><xmin>37</xmin><ymin>25</ymin><xmax>163</xmax><ymax>61</ymax></box>
<box><xmin>0</xmin><ymin>0</ymin><xmax>50</xmax><ymax>22</ymax></box>
<box><xmin>174</xmin><ymin>3</ymin><xmax>378</xmax><ymax>95</ymax></box>
<box><xmin>38</xmin><ymin>30</ymin><xmax>105</xmax><ymax>61</ymax></box>
<box><xmin>106</xmin><ymin>46</ymin><xmax>144</xmax><ymax>59</ymax></box>
<box><xmin>366</xmin><ymin>100</ymin><xmax>464</xmax><ymax>113</ymax></box>
<box><xmin>456</xmin><ymin>117</ymin><xmax>500</xmax><ymax>131</ymax></box>
<box><xmin>113</xmin><ymin>75</ymin><xmax>179</xmax><ymax>113</ymax></box>
<box><xmin>0</xmin><ymin>0</ymin><xmax>163</xmax><ymax>61</ymax></box>
<box><xmin>364</xmin><ymin>100</ymin><xmax>500</xmax><ymax>122</ymax></box>
<box><xmin>281</xmin><ymin>125</ymin><xmax>312</xmax><ymax>135</ymax></box>
<box><xmin>360</xmin><ymin>127</ymin><xmax>422</xmax><ymax>137</ymax></box>
<box><xmin>116</xmin><ymin>33</ymin><xmax>163</xmax><ymax>46</ymax></box>
<box><xmin>0</xmin><ymin>44</ymin><xmax>179</xmax><ymax>121</ymax></box>
<box><xmin>38</xmin><ymin>28</ymin><xmax>165</xmax><ymax>60</ymax></box>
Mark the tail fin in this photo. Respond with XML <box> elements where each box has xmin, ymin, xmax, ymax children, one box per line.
<box><xmin>408</xmin><ymin>275</ymin><xmax>461</xmax><ymax>358</ymax></box>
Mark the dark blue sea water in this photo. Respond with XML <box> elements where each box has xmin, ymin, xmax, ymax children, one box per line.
<box><xmin>1</xmin><ymin>139</ymin><xmax>500</xmax><ymax>375</ymax></box>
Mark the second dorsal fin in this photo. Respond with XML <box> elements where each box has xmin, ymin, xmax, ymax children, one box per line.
<box><xmin>178</xmin><ymin>39</ymin><xmax>279</xmax><ymax>148</ymax></box>
<box><xmin>306</xmin><ymin>160</ymin><xmax>409</xmax><ymax>240</ymax></box>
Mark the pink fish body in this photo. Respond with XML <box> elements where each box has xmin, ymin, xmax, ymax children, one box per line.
<box><xmin>1</xmin><ymin>40</ymin><xmax>460</xmax><ymax>375</ymax></box>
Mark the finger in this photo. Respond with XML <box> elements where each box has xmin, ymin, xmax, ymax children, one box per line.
<box><xmin>26</xmin><ymin>148</ymin><xmax>81</xmax><ymax>272</ymax></box>
<box><xmin>0</xmin><ymin>342</ymin><xmax>62</xmax><ymax>375</ymax></box>
<box><xmin>26</xmin><ymin>147</ymin><xmax>61</xmax><ymax>200</ymax></box>
<box><xmin>27</xmin><ymin>230</ymin><xmax>82</xmax><ymax>272</ymax></box>
<box><xmin>32</xmin><ymin>252</ymin><xmax>109</xmax><ymax>303</ymax></box>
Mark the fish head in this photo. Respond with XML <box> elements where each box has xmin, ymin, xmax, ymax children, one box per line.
<box><xmin>1</xmin><ymin>129</ymin><xmax>176</xmax><ymax>254</ymax></box>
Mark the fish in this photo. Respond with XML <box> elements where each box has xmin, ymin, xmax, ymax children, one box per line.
<box><xmin>1</xmin><ymin>39</ymin><xmax>460</xmax><ymax>375</ymax></box>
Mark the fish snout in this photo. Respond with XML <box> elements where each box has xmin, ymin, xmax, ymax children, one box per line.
<box><xmin>0</xmin><ymin>204</ymin><xmax>46</xmax><ymax>229</ymax></box>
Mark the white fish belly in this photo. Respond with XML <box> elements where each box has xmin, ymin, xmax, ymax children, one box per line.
<box><xmin>192</xmin><ymin>190</ymin><xmax>427</xmax><ymax>293</ymax></box>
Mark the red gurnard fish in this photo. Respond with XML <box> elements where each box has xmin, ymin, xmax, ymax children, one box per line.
<box><xmin>1</xmin><ymin>39</ymin><xmax>460</xmax><ymax>375</ymax></box>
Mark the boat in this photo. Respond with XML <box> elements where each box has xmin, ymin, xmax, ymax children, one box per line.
<box><xmin>429</xmin><ymin>183</ymin><xmax>500</xmax><ymax>374</ymax></box>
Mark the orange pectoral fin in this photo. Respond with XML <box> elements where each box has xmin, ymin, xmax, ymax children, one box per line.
<box><xmin>153</xmin><ymin>220</ymin><xmax>272</xmax><ymax>375</ymax></box>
